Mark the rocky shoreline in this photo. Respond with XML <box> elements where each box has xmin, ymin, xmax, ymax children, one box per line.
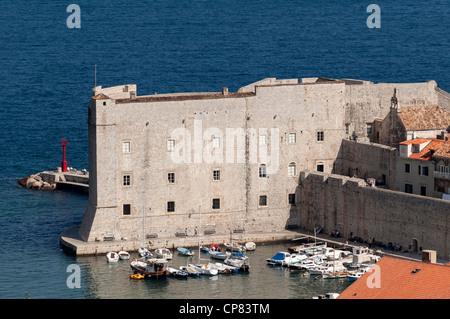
<box><xmin>17</xmin><ymin>173</ymin><xmax>56</xmax><ymax>191</ymax></box>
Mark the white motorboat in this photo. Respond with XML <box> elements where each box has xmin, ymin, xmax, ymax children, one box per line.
<box><xmin>118</xmin><ymin>251</ymin><xmax>130</xmax><ymax>260</ymax></box>
<box><xmin>223</xmin><ymin>242</ymin><xmax>246</xmax><ymax>253</ymax></box>
<box><xmin>208</xmin><ymin>250</ymin><xmax>229</xmax><ymax>260</ymax></box>
<box><xmin>289</xmin><ymin>258</ymin><xmax>322</xmax><ymax>270</ymax></box>
<box><xmin>106</xmin><ymin>252</ymin><xmax>119</xmax><ymax>262</ymax></box>
<box><xmin>209</xmin><ymin>262</ymin><xmax>239</xmax><ymax>274</ymax></box>
<box><xmin>224</xmin><ymin>252</ymin><xmax>248</xmax><ymax>268</ymax></box>
<box><xmin>266</xmin><ymin>252</ymin><xmax>304</xmax><ymax>266</ymax></box>
<box><xmin>168</xmin><ymin>267</ymin><xmax>189</xmax><ymax>278</ymax></box>
<box><xmin>177</xmin><ymin>247</ymin><xmax>194</xmax><ymax>256</ymax></box>
<box><xmin>244</xmin><ymin>242</ymin><xmax>256</xmax><ymax>251</ymax></box>
<box><xmin>188</xmin><ymin>263</ymin><xmax>218</xmax><ymax>276</ymax></box>
<box><xmin>138</xmin><ymin>247</ymin><xmax>152</xmax><ymax>258</ymax></box>
<box><xmin>308</xmin><ymin>261</ymin><xmax>347</xmax><ymax>276</ymax></box>
<box><xmin>155</xmin><ymin>248</ymin><xmax>173</xmax><ymax>260</ymax></box>
<box><xmin>180</xmin><ymin>265</ymin><xmax>201</xmax><ymax>276</ymax></box>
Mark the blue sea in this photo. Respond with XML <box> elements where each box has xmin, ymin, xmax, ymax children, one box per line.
<box><xmin>0</xmin><ymin>1</ymin><xmax>448</xmax><ymax>299</ymax></box>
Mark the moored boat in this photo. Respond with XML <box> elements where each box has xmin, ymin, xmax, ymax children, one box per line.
<box><xmin>106</xmin><ymin>252</ymin><xmax>119</xmax><ymax>263</ymax></box>
<box><xmin>130</xmin><ymin>258</ymin><xmax>169</xmax><ymax>279</ymax></box>
<box><xmin>138</xmin><ymin>247</ymin><xmax>152</xmax><ymax>258</ymax></box>
<box><xmin>118</xmin><ymin>251</ymin><xmax>130</xmax><ymax>260</ymax></box>
<box><xmin>155</xmin><ymin>248</ymin><xmax>173</xmax><ymax>260</ymax></box>
<box><xmin>244</xmin><ymin>242</ymin><xmax>256</xmax><ymax>251</ymax></box>
<box><xmin>208</xmin><ymin>250</ymin><xmax>229</xmax><ymax>260</ymax></box>
<box><xmin>177</xmin><ymin>247</ymin><xmax>194</xmax><ymax>256</ymax></box>
<box><xmin>223</xmin><ymin>242</ymin><xmax>246</xmax><ymax>253</ymax></box>
<box><xmin>180</xmin><ymin>265</ymin><xmax>201</xmax><ymax>276</ymax></box>
<box><xmin>168</xmin><ymin>267</ymin><xmax>189</xmax><ymax>278</ymax></box>
<box><xmin>188</xmin><ymin>263</ymin><xmax>218</xmax><ymax>276</ymax></box>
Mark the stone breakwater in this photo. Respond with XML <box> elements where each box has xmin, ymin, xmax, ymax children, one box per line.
<box><xmin>18</xmin><ymin>173</ymin><xmax>56</xmax><ymax>190</ymax></box>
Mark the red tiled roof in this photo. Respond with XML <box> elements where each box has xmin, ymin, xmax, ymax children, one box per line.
<box><xmin>398</xmin><ymin>105</ymin><xmax>450</xmax><ymax>131</ymax></box>
<box><xmin>399</xmin><ymin>138</ymin><xmax>432</xmax><ymax>145</ymax></box>
<box><xmin>338</xmin><ymin>256</ymin><xmax>450</xmax><ymax>299</ymax></box>
<box><xmin>433</xmin><ymin>140</ymin><xmax>450</xmax><ymax>159</ymax></box>
<box><xmin>408</xmin><ymin>139</ymin><xmax>445</xmax><ymax>161</ymax></box>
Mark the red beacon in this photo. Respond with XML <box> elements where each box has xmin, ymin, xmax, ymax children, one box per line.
<box><xmin>61</xmin><ymin>137</ymin><xmax>69</xmax><ymax>172</ymax></box>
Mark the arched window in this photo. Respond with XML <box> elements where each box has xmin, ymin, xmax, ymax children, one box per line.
<box><xmin>259</xmin><ymin>164</ymin><xmax>267</xmax><ymax>178</ymax></box>
<box><xmin>288</xmin><ymin>162</ymin><xmax>296</xmax><ymax>176</ymax></box>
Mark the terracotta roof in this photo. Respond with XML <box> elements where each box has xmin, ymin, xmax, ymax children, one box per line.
<box><xmin>408</xmin><ymin>139</ymin><xmax>445</xmax><ymax>161</ymax></box>
<box><xmin>399</xmin><ymin>138</ymin><xmax>432</xmax><ymax>145</ymax></box>
<box><xmin>91</xmin><ymin>93</ymin><xmax>111</xmax><ymax>100</ymax></box>
<box><xmin>398</xmin><ymin>105</ymin><xmax>450</xmax><ymax>131</ymax></box>
<box><xmin>338</xmin><ymin>256</ymin><xmax>450</xmax><ymax>299</ymax></box>
<box><xmin>433</xmin><ymin>140</ymin><xmax>450</xmax><ymax>159</ymax></box>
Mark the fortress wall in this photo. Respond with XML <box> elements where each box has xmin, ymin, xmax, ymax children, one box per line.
<box><xmin>298</xmin><ymin>170</ymin><xmax>449</xmax><ymax>259</ymax></box>
<box><xmin>436</xmin><ymin>87</ymin><xmax>450</xmax><ymax>112</ymax></box>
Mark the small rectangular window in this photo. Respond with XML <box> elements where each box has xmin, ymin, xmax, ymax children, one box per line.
<box><xmin>420</xmin><ymin>186</ymin><xmax>427</xmax><ymax>196</ymax></box>
<box><xmin>289</xmin><ymin>133</ymin><xmax>296</xmax><ymax>144</ymax></box>
<box><xmin>345</xmin><ymin>124</ymin><xmax>349</xmax><ymax>135</ymax></box>
<box><xmin>259</xmin><ymin>165</ymin><xmax>267</xmax><ymax>178</ymax></box>
<box><xmin>167</xmin><ymin>201</ymin><xmax>175</xmax><ymax>213</ymax></box>
<box><xmin>317</xmin><ymin>164</ymin><xmax>324</xmax><ymax>172</ymax></box>
<box><xmin>259</xmin><ymin>195</ymin><xmax>267</xmax><ymax>206</ymax></box>
<box><xmin>317</xmin><ymin>131</ymin><xmax>324</xmax><ymax>142</ymax></box>
<box><xmin>405</xmin><ymin>163</ymin><xmax>410</xmax><ymax>173</ymax></box>
<box><xmin>212</xmin><ymin>198</ymin><xmax>220</xmax><ymax>210</ymax></box>
<box><xmin>123</xmin><ymin>175</ymin><xmax>131</xmax><ymax>186</ymax></box>
<box><xmin>367</xmin><ymin>124</ymin><xmax>372</xmax><ymax>136</ymax></box>
<box><xmin>418</xmin><ymin>166</ymin><xmax>429</xmax><ymax>176</ymax></box>
<box><xmin>123</xmin><ymin>141</ymin><xmax>131</xmax><ymax>153</ymax></box>
<box><xmin>167</xmin><ymin>139</ymin><xmax>175</xmax><ymax>151</ymax></box>
<box><xmin>288</xmin><ymin>193</ymin><xmax>295</xmax><ymax>205</ymax></box>
<box><xmin>123</xmin><ymin>204</ymin><xmax>131</xmax><ymax>215</ymax></box>
<box><xmin>213</xmin><ymin>169</ymin><xmax>220</xmax><ymax>181</ymax></box>
<box><xmin>259</xmin><ymin>134</ymin><xmax>267</xmax><ymax>145</ymax></box>
<box><xmin>168</xmin><ymin>173</ymin><xmax>175</xmax><ymax>184</ymax></box>
<box><xmin>213</xmin><ymin>137</ymin><xmax>220</xmax><ymax>148</ymax></box>
<box><xmin>405</xmin><ymin>184</ymin><xmax>413</xmax><ymax>194</ymax></box>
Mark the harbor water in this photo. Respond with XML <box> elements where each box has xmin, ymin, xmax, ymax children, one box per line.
<box><xmin>0</xmin><ymin>0</ymin><xmax>449</xmax><ymax>299</ymax></box>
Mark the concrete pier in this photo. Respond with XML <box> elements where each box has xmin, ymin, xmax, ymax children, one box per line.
<box><xmin>19</xmin><ymin>169</ymin><xmax>89</xmax><ymax>194</ymax></box>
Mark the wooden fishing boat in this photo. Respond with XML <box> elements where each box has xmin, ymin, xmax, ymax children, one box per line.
<box><xmin>130</xmin><ymin>258</ymin><xmax>169</xmax><ymax>279</ymax></box>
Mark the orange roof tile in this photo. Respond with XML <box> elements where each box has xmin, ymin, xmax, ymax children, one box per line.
<box><xmin>398</xmin><ymin>105</ymin><xmax>450</xmax><ymax>131</ymax></box>
<box><xmin>399</xmin><ymin>138</ymin><xmax>432</xmax><ymax>145</ymax></box>
<box><xmin>408</xmin><ymin>139</ymin><xmax>445</xmax><ymax>161</ymax></box>
<box><xmin>338</xmin><ymin>256</ymin><xmax>450</xmax><ymax>299</ymax></box>
<box><xmin>433</xmin><ymin>140</ymin><xmax>450</xmax><ymax>159</ymax></box>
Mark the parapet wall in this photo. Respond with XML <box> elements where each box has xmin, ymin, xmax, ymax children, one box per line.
<box><xmin>298</xmin><ymin>170</ymin><xmax>449</xmax><ymax>259</ymax></box>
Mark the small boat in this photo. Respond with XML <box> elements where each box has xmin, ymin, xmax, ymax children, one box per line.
<box><xmin>180</xmin><ymin>265</ymin><xmax>201</xmax><ymax>277</ymax></box>
<box><xmin>168</xmin><ymin>267</ymin><xmax>189</xmax><ymax>278</ymax></box>
<box><xmin>177</xmin><ymin>247</ymin><xmax>194</xmax><ymax>256</ymax></box>
<box><xmin>224</xmin><ymin>242</ymin><xmax>246</xmax><ymax>253</ymax></box>
<box><xmin>266</xmin><ymin>252</ymin><xmax>303</xmax><ymax>266</ymax></box>
<box><xmin>244</xmin><ymin>242</ymin><xmax>256</xmax><ymax>251</ymax></box>
<box><xmin>209</xmin><ymin>262</ymin><xmax>239</xmax><ymax>274</ymax></box>
<box><xmin>118</xmin><ymin>251</ymin><xmax>130</xmax><ymax>260</ymax></box>
<box><xmin>200</xmin><ymin>246</ymin><xmax>210</xmax><ymax>253</ymax></box>
<box><xmin>210</xmin><ymin>244</ymin><xmax>221</xmax><ymax>251</ymax></box>
<box><xmin>322</xmin><ymin>271</ymin><xmax>350</xmax><ymax>279</ymax></box>
<box><xmin>130</xmin><ymin>258</ymin><xmax>169</xmax><ymax>279</ymax></box>
<box><xmin>138</xmin><ymin>247</ymin><xmax>152</xmax><ymax>258</ymax></box>
<box><xmin>224</xmin><ymin>252</ymin><xmax>248</xmax><ymax>268</ymax></box>
<box><xmin>155</xmin><ymin>248</ymin><xmax>173</xmax><ymax>260</ymax></box>
<box><xmin>188</xmin><ymin>263</ymin><xmax>218</xmax><ymax>276</ymax></box>
<box><xmin>130</xmin><ymin>273</ymin><xmax>144</xmax><ymax>280</ymax></box>
<box><xmin>106</xmin><ymin>252</ymin><xmax>119</xmax><ymax>263</ymax></box>
<box><xmin>209</xmin><ymin>250</ymin><xmax>229</xmax><ymax>260</ymax></box>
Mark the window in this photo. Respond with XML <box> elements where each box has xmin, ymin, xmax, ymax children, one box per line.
<box><xmin>288</xmin><ymin>193</ymin><xmax>295</xmax><ymax>205</ymax></box>
<box><xmin>167</xmin><ymin>139</ymin><xmax>175</xmax><ymax>151</ymax></box>
<box><xmin>405</xmin><ymin>183</ymin><xmax>413</xmax><ymax>194</ymax></box>
<box><xmin>345</xmin><ymin>124</ymin><xmax>349</xmax><ymax>135</ymax></box>
<box><xmin>123</xmin><ymin>204</ymin><xmax>131</xmax><ymax>215</ymax></box>
<box><xmin>123</xmin><ymin>141</ymin><xmax>131</xmax><ymax>153</ymax></box>
<box><xmin>259</xmin><ymin>164</ymin><xmax>267</xmax><ymax>178</ymax></box>
<box><xmin>413</xmin><ymin>145</ymin><xmax>420</xmax><ymax>153</ymax></box>
<box><xmin>212</xmin><ymin>198</ymin><xmax>220</xmax><ymax>210</ymax></box>
<box><xmin>317</xmin><ymin>131</ymin><xmax>324</xmax><ymax>142</ymax></box>
<box><xmin>123</xmin><ymin>175</ymin><xmax>131</xmax><ymax>186</ymax></box>
<box><xmin>213</xmin><ymin>169</ymin><xmax>220</xmax><ymax>181</ymax></box>
<box><xmin>168</xmin><ymin>173</ymin><xmax>175</xmax><ymax>184</ymax></box>
<box><xmin>259</xmin><ymin>195</ymin><xmax>267</xmax><ymax>206</ymax></box>
<box><xmin>259</xmin><ymin>134</ymin><xmax>267</xmax><ymax>145</ymax></box>
<box><xmin>317</xmin><ymin>164</ymin><xmax>324</xmax><ymax>172</ymax></box>
<box><xmin>418</xmin><ymin>165</ymin><xmax>429</xmax><ymax>176</ymax></box>
<box><xmin>288</xmin><ymin>162</ymin><xmax>296</xmax><ymax>176</ymax></box>
<box><xmin>405</xmin><ymin>163</ymin><xmax>410</xmax><ymax>173</ymax></box>
<box><xmin>167</xmin><ymin>201</ymin><xmax>175</xmax><ymax>213</ymax></box>
<box><xmin>420</xmin><ymin>186</ymin><xmax>427</xmax><ymax>196</ymax></box>
<box><xmin>366</xmin><ymin>124</ymin><xmax>373</xmax><ymax>136</ymax></box>
<box><xmin>213</xmin><ymin>137</ymin><xmax>221</xmax><ymax>148</ymax></box>
<box><xmin>289</xmin><ymin>133</ymin><xmax>296</xmax><ymax>144</ymax></box>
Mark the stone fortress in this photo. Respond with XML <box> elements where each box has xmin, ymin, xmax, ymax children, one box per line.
<box><xmin>63</xmin><ymin>76</ymin><xmax>450</xmax><ymax>259</ymax></box>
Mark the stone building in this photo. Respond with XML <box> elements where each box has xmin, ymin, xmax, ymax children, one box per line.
<box><xmin>75</xmin><ymin>77</ymin><xmax>450</xmax><ymax>253</ymax></box>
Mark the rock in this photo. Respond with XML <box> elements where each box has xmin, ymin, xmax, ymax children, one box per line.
<box><xmin>31</xmin><ymin>180</ymin><xmax>43</xmax><ymax>190</ymax></box>
<box><xmin>18</xmin><ymin>177</ymin><xmax>28</xmax><ymax>187</ymax></box>
<box><xmin>41</xmin><ymin>182</ymin><xmax>53</xmax><ymax>190</ymax></box>
<box><xmin>26</xmin><ymin>177</ymin><xmax>37</xmax><ymax>189</ymax></box>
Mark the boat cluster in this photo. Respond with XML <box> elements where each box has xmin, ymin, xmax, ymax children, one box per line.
<box><xmin>266</xmin><ymin>242</ymin><xmax>380</xmax><ymax>281</ymax></box>
<box><xmin>121</xmin><ymin>242</ymin><xmax>255</xmax><ymax>280</ymax></box>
